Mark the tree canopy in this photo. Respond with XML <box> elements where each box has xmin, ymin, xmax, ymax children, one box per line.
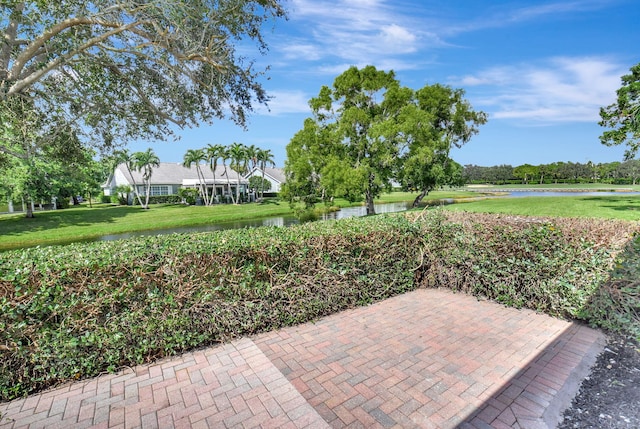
<box><xmin>600</xmin><ymin>63</ymin><xmax>640</xmax><ymax>159</ymax></box>
<box><xmin>0</xmin><ymin>0</ymin><xmax>285</xmax><ymax>160</ymax></box>
<box><xmin>282</xmin><ymin>65</ymin><xmax>486</xmax><ymax>214</ymax></box>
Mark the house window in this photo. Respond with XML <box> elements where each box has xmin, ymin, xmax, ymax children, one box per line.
<box><xmin>150</xmin><ymin>185</ymin><xmax>169</xmax><ymax>196</ymax></box>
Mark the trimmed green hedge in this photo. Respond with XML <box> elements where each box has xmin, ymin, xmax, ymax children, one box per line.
<box><xmin>0</xmin><ymin>210</ymin><xmax>638</xmax><ymax>401</ymax></box>
<box><xmin>0</xmin><ymin>215</ymin><xmax>423</xmax><ymax>400</ymax></box>
<box><xmin>414</xmin><ymin>212</ymin><xmax>637</xmax><ymax>321</ymax></box>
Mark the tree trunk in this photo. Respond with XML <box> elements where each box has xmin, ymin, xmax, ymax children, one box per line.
<box><xmin>412</xmin><ymin>189</ymin><xmax>429</xmax><ymax>208</ymax></box>
<box><xmin>224</xmin><ymin>166</ymin><xmax>235</xmax><ymax>204</ymax></box>
<box><xmin>144</xmin><ymin>182</ymin><xmax>151</xmax><ymax>209</ymax></box>
<box><xmin>235</xmin><ymin>172</ymin><xmax>241</xmax><ymax>204</ymax></box>
<box><xmin>125</xmin><ymin>166</ymin><xmax>145</xmax><ymax>207</ymax></box>
<box><xmin>365</xmin><ymin>189</ymin><xmax>375</xmax><ymax>215</ymax></box>
<box><xmin>25</xmin><ymin>198</ymin><xmax>34</xmax><ymax>218</ymax></box>
<box><xmin>211</xmin><ymin>170</ymin><xmax>217</xmax><ymax>204</ymax></box>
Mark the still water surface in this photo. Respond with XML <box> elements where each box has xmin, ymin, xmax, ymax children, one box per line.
<box><xmin>14</xmin><ymin>191</ymin><xmax>640</xmax><ymax>249</ymax></box>
<box><xmin>96</xmin><ymin>202</ymin><xmax>413</xmax><ymax>242</ymax></box>
<box><xmin>70</xmin><ymin>191</ymin><xmax>640</xmax><ymax>243</ymax></box>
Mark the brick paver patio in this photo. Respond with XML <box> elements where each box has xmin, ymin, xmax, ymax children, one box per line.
<box><xmin>0</xmin><ymin>288</ymin><xmax>605</xmax><ymax>429</ymax></box>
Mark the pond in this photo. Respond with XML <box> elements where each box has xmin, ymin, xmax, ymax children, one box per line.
<box><xmin>94</xmin><ymin>202</ymin><xmax>413</xmax><ymax>242</ymax></box>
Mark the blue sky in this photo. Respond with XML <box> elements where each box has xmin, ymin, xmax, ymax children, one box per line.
<box><xmin>130</xmin><ymin>0</ymin><xmax>639</xmax><ymax>167</ymax></box>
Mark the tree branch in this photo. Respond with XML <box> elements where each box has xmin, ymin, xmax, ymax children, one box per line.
<box><xmin>8</xmin><ymin>18</ymin><xmax>146</xmax><ymax>96</ymax></box>
<box><xmin>0</xmin><ymin>2</ymin><xmax>24</xmax><ymax>80</ymax></box>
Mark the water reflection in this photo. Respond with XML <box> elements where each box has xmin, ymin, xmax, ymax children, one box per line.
<box><xmin>96</xmin><ymin>202</ymin><xmax>411</xmax><ymax>243</ymax></box>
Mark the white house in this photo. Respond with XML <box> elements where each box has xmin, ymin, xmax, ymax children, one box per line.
<box><xmin>244</xmin><ymin>167</ymin><xmax>286</xmax><ymax>193</ymax></box>
<box><xmin>103</xmin><ymin>162</ymin><xmax>249</xmax><ymax>201</ymax></box>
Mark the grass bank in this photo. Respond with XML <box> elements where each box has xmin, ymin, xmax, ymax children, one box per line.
<box><xmin>0</xmin><ymin>201</ymin><xmax>294</xmax><ymax>251</ymax></box>
<box><xmin>0</xmin><ymin>191</ymin><xmax>476</xmax><ymax>251</ymax></box>
<box><xmin>444</xmin><ymin>195</ymin><xmax>640</xmax><ymax>220</ymax></box>
<box><xmin>466</xmin><ymin>183</ymin><xmax>640</xmax><ymax>191</ymax></box>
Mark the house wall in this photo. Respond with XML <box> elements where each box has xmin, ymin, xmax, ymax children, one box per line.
<box><xmin>246</xmin><ymin>170</ymin><xmax>282</xmax><ymax>192</ymax></box>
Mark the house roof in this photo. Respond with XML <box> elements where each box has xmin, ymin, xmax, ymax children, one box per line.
<box><xmin>116</xmin><ymin>162</ymin><xmax>248</xmax><ymax>185</ymax></box>
<box><xmin>247</xmin><ymin>167</ymin><xmax>285</xmax><ymax>184</ymax></box>
<box><xmin>264</xmin><ymin>167</ymin><xmax>285</xmax><ymax>183</ymax></box>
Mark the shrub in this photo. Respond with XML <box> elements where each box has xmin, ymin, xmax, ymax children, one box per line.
<box><xmin>248</xmin><ymin>176</ymin><xmax>271</xmax><ymax>193</ymax></box>
<box><xmin>0</xmin><ymin>210</ymin><xmax>637</xmax><ymax>401</ymax></box>
<box><xmin>581</xmin><ymin>235</ymin><xmax>640</xmax><ymax>337</ymax></box>
<box><xmin>130</xmin><ymin>194</ymin><xmax>183</xmax><ymax>205</ymax></box>
<box><xmin>413</xmin><ymin>211</ymin><xmax>637</xmax><ymax>320</ymax></box>
<box><xmin>178</xmin><ymin>188</ymin><xmax>198</xmax><ymax>205</ymax></box>
<box><xmin>0</xmin><ymin>214</ymin><xmax>423</xmax><ymax>400</ymax></box>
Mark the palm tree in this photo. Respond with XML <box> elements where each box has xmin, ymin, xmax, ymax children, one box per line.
<box><xmin>183</xmin><ymin>148</ymin><xmax>209</xmax><ymax>205</ymax></box>
<box><xmin>133</xmin><ymin>148</ymin><xmax>160</xmax><ymax>209</ymax></box>
<box><xmin>245</xmin><ymin>144</ymin><xmax>259</xmax><ymax>172</ymax></box>
<box><xmin>113</xmin><ymin>149</ymin><xmax>144</xmax><ymax>207</ymax></box>
<box><xmin>227</xmin><ymin>142</ymin><xmax>247</xmax><ymax>204</ymax></box>
<box><xmin>206</xmin><ymin>143</ymin><xmax>225</xmax><ymax>204</ymax></box>
<box><xmin>221</xmin><ymin>145</ymin><xmax>235</xmax><ymax>204</ymax></box>
<box><xmin>256</xmin><ymin>148</ymin><xmax>275</xmax><ymax>199</ymax></box>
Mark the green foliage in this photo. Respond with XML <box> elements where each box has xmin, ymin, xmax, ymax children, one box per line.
<box><xmin>414</xmin><ymin>211</ymin><xmax>637</xmax><ymax>326</ymax></box>
<box><xmin>248</xmin><ymin>175</ymin><xmax>271</xmax><ymax>193</ymax></box>
<box><xmin>295</xmin><ymin>208</ymin><xmax>319</xmax><ymax>223</ymax></box>
<box><xmin>131</xmin><ymin>195</ymin><xmax>183</xmax><ymax>205</ymax></box>
<box><xmin>581</xmin><ymin>235</ymin><xmax>640</xmax><ymax>337</ymax></box>
<box><xmin>0</xmin><ymin>0</ymin><xmax>286</xmax><ymax>161</ymax></box>
<box><xmin>0</xmin><ymin>209</ymin><xmax>637</xmax><ymax>401</ymax></box>
<box><xmin>113</xmin><ymin>185</ymin><xmax>131</xmax><ymax>205</ymax></box>
<box><xmin>178</xmin><ymin>188</ymin><xmax>199</xmax><ymax>205</ymax></box>
<box><xmin>284</xmin><ymin>66</ymin><xmax>486</xmax><ymax>214</ymax></box>
<box><xmin>600</xmin><ymin>63</ymin><xmax>640</xmax><ymax>159</ymax></box>
<box><xmin>0</xmin><ymin>215</ymin><xmax>423</xmax><ymax>400</ymax></box>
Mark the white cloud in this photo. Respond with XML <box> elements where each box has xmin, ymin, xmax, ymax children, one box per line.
<box><xmin>255</xmin><ymin>90</ymin><xmax>311</xmax><ymax>116</ymax></box>
<box><xmin>281</xmin><ymin>43</ymin><xmax>323</xmax><ymax>61</ymax></box>
<box><xmin>273</xmin><ymin>0</ymin><xmax>618</xmax><ymax>77</ymax></box>
<box><xmin>444</xmin><ymin>0</ymin><xmax>616</xmax><ymax>36</ymax></box>
<box><xmin>276</xmin><ymin>0</ymin><xmax>434</xmax><ymax>73</ymax></box>
<box><xmin>453</xmin><ymin>57</ymin><xmax>625</xmax><ymax>123</ymax></box>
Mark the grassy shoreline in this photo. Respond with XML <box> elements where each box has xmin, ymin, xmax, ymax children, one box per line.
<box><xmin>0</xmin><ymin>191</ymin><xmax>476</xmax><ymax>250</ymax></box>
<box><xmin>444</xmin><ymin>194</ymin><xmax>640</xmax><ymax>220</ymax></box>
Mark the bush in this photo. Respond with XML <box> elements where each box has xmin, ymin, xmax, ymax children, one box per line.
<box><xmin>0</xmin><ymin>214</ymin><xmax>423</xmax><ymax>400</ymax></box>
<box><xmin>178</xmin><ymin>188</ymin><xmax>198</xmax><ymax>205</ymax></box>
<box><xmin>581</xmin><ymin>235</ymin><xmax>640</xmax><ymax>337</ymax></box>
<box><xmin>248</xmin><ymin>176</ymin><xmax>271</xmax><ymax>193</ymax></box>
<box><xmin>0</xmin><ymin>210</ymin><xmax>637</xmax><ymax>401</ymax></box>
<box><xmin>296</xmin><ymin>208</ymin><xmax>319</xmax><ymax>223</ymax></box>
<box><xmin>413</xmin><ymin>211</ymin><xmax>637</xmax><ymax>320</ymax></box>
<box><xmin>130</xmin><ymin>195</ymin><xmax>183</xmax><ymax>205</ymax></box>
<box><xmin>100</xmin><ymin>194</ymin><xmax>111</xmax><ymax>204</ymax></box>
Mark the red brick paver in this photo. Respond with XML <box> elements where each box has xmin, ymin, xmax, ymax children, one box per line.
<box><xmin>0</xmin><ymin>338</ymin><xmax>328</xmax><ymax>429</ymax></box>
<box><xmin>254</xmin><ymin>289</ymin><xmax>604</xmax><ymax>429</ymax></box>
<box><xmin>0</xmin><ymin>289</ymin><xmax>605</xmax><ymax>428</ymax></box>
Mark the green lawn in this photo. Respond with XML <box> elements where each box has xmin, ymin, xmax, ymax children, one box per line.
<box><xmin>444</xmin><ymin>195</ymin><xmax>640</xmax><ymax>220</ymax></box>
<box><xmin>0</xmin><ymin>201</ymin><xmax>296</xmax><ymax>251</ymax></box>
<box><xmin>0</xmin><ymin>191</ymin><xmax>478</xmax><ymax>250</ymax></box>
<box><xmin>7</xmin><ymin>190</ymin><xmax>635</xmax><ymax>251</ymax></box>
<box><xmin>466</xmin><ymin>183</ymin><xmax>640</xmax><ymax>191</ymax></box>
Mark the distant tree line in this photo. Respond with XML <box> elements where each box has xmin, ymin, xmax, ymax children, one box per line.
<box><xmin>464</xmin><ymin>160</ymin><xmax>640</xmax><ymax>185</ymax></box>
